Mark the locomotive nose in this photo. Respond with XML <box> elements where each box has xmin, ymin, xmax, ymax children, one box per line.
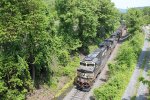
<box><xmin>83</xmin><ymin>82</ymin><xmax>90</xmax><ymax>88</ymax></box>
<box><xmin>77</xmin><ymin>81</ymin><xmax>90</xmax><ymax>88</ymax></box>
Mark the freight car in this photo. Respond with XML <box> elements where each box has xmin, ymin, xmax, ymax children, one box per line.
<box><xmin>74</xmin><ymin>24</ymin><xmax>126</xmax><ymax>91</ymax></box>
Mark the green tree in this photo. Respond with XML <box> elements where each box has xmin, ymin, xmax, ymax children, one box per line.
<box><xmin>142</xmin><ymin>7</ymin><xmax>150</xmax><ymax>24</ymax></box>
<box><xmin>97</xmin><ymin>0</ymin><xmax>120</xmax><ymax>38</ymax></box>
<box><xmin>56</xmin><ymin>0</ymin><xmax>99</xmax><ymax>54</ymax></box>
<box><xmin>125</xmin><ymin>8</ymin><xmax>143</xmax><ymax>33</ymax></box>
<box><xmin>0</xmin><ymin>0</ymin><xmax>53</xmax><ymax>99</ymax></box>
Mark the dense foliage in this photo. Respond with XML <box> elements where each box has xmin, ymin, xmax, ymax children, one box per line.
<box><xmin>56</xmin><ymin>0</ymin><xmax>120</xmax><ymax>54</ymax></box>
<box><xmin>142</xmin><ymin>7</ymin><xmax>150</xmax><ymax>24</ymax></box>
<box><xmin>124</xmin><ymin>7</ymin><xmax>150</xmax><ymax>33</ymax></box>
<box><xmin>0</xmin><ymin>0</ymin><xmax>53</xmax><ymax>99</ymax></box>
<box><xmin>125</xmin><ymin>8</ymin><xmax>143</xmax><ymax>34</ymax></box>
<box><xmin>0</xmin><ymin>0</ymin><xmax>120</xmax><ymax>99</ymax></box>
<box><xmin>97</xmin><ymin>0</ymin><xmax>120</xmax><ymax>37</ymax></box>
<box><xmin>94</xmin><ymin>8</ymin><xmax>145</xmax><ymax>100</ymax></box>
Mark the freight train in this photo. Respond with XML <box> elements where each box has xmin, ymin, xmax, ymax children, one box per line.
<box><xmin>74</xmin><ymin>24</ymin><xmax>126</xmax><ymax>91</ymax></box>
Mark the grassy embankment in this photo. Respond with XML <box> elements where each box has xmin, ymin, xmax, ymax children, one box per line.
<box><xmin>94</xmin><ymin>30</ymin><xmax>145</xmax><ymax>100</ymax></box>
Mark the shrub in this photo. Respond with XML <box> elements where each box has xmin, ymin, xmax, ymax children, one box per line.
<box><xmin>94</xmin><ymin>73</ymin><xmax>129</xmax><ymax>100</ymax></box>
<box><xmin>58</xmin><ymin>50</ymin><xmax>71</xmax><ymax>66</ymax></box>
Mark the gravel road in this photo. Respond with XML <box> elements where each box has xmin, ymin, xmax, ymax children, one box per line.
<box><xmin>63</xmin><ymin>30</ymin><xmax>127</xmax><ymax>100</ymax></box>
<box><xmin>122</xmin><ymin>26</ymin><xmax>150</xmax><ymax>100</ymax></box>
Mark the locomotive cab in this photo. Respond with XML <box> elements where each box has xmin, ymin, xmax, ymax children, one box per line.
<box><xmin>77</xmin><ymin>62</ymin><xmax>95</xmax><ymax>79</ymax></box>
<box><xmin>75</xmin><ymin>62</ymin><xmax>96</xmax><ymax>91</ymax></box>
<box><xmin>74</xmin><ymin>46</ymin><xmax>110</xmax><ymax>91</ymax></box>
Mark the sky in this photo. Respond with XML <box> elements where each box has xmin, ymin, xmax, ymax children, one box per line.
<box><xmin>111</xmin><ymin>0</ymin><xmax>150</xmax><ymax>9</ymax></box>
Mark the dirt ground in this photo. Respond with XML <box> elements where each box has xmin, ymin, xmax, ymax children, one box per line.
<box><xmin>26</xmin><ymin>76</ymin><xmax>70</xmax><ymax>100</ymax></box>
<box><xmin>26</xmin><ymin>86</ymin><xmax>54</xmax><ymax>100</ymax></box>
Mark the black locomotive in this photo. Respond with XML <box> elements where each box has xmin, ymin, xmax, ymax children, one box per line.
<box><xmin>74</xmin><ymin>24</ymin><xmax>126</xmax><ymax>91</ymax></box>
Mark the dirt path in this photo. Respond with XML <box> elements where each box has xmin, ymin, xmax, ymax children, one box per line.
<box><xmin>122</xmin><ymin>26</ymin><xmax>150</xmax><ymax>100</ymax></box>
<box><xmin>63</xmin><ymin>30</ymin><xmax>127</xmax><ymax>100</ymax></box>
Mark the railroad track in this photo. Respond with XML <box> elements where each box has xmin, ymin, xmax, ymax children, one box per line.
<box><xmin>70</xmin><ymin>89</ymin><xmax>87</xmax><ymax>100</ymax></box>
<box><xmin>68</xmin><ymin>51</ymin><xmax>110</xmax><ymax>100</ymax></box>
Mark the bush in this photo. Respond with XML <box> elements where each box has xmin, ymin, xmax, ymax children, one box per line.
<box><xmin>62</xmin><ymin>56</ymin><xmax>80</xmax><ymax>78</ymax></box>
<box><xmin>0</xmin><ymin>56</ymin><xmax>33</xmax><ymax>100</ymax></box>
<box><xmin>94</xmin><ymin>73</ymin><xmax>129</xmax><ymax>100</ymax></box>
<box><xmin>117</xmin><ymin>42</ymin><xmax>136</xmax><ymax>67</ymax></box>
<box><xmin>58</xmin><ymin>50</ymin><xmax>71</xmax><ymax>66</ymax></box>
<box><xmin>130</xmin><ymin>31</ymin><xmax>144</xmax><ymax>55</ymax></box>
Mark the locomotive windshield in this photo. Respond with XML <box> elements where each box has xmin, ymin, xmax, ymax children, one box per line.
<box><xmin>80</xmin><ymin>62</ymin><xmax>86</xmax><ymax>66</ymax></box>
<box><xmin>87</xmin><ymin>64</ymin><xmax>94</xmax><ymax>67</ymax></box>
<box><xmin>80</xmin><ymin>62</ymin><xmax>95</xmax><ymax>67</ymax></box>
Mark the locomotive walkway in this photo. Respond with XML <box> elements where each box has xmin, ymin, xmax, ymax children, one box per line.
<box><xmin>63</xmin><ymin>30</ymin><xmax>127</xmax><ymax>100</ymax></box>
<box><xmin>122</xmin><ymin>26</ymin><xmax>150</xmax><ymax>100</ymax></box>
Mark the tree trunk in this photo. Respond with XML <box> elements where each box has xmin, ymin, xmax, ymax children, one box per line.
<box><xmin>28</xmin><ymin>53</ymin><xmax>35</xmax><ymax>83</ymax></box>
<box><xmin>32</xmin><ymin>64</ymin><xmax>35</xmax><ymax>83</ymax></box>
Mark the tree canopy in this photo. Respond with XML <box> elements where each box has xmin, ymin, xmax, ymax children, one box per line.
<box><xmin>0</xmin><ymin>0</ymin><xmax>121</xmax><ymax>99</ymax></box>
